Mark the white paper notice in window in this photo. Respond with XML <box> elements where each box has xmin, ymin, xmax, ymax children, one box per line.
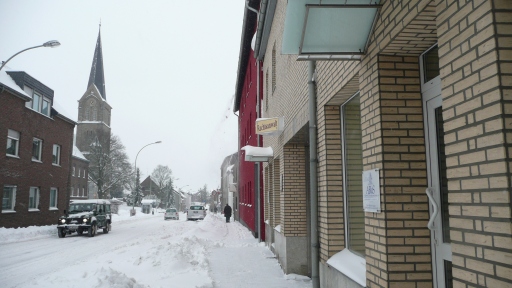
<box><xmin>362</xmin><ymin>169</ymin><xmax>381</xmax><ymax>213</ymax></box>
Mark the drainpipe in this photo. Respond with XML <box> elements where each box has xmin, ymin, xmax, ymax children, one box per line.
<box><xmin>309</xmin><ymin>60</ymin><xmax>319</xmax><ymax>288</ymax></box>
<box><xmin>256</xmin><ymin>60</ymin><xmax>261</xmax><ymax>242</ymax></box>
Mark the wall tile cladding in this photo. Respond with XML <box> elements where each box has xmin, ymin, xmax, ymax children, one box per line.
<box><xmin>0</xmin><ymin>91</ymin><xmax>74</xmax><ymax>228</ymax></box>
<box><xmin>437</xmin><ymin>0</ymin><xmax>512</xmax><ymax>287</ymax></box>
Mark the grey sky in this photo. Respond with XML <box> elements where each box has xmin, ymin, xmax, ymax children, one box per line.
<box><xmin>0</xmin><ymin>0</ymin><xmax>244</xmax><ymax>193</ymax></box>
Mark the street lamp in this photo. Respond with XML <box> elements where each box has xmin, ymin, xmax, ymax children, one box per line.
<box><xmin>131</xmin><ymin>140</ymin><xmax>162</xmax><ymax>215</ymax></box>
<box><xmin>0</xmin><ymin>40</ymin><xmax>61</xmax><ymax>71</ymax></box>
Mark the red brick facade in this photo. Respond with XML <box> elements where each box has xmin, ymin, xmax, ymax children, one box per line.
<box><xmin>0</xmin><ymin>81</ymin><xmax>74</xmax><ymax>228</ymax></box>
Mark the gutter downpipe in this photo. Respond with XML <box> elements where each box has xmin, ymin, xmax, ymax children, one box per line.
<box><xmin>309</xmin><ymin>60</ymin><xmax>319</xmax><ymax>288</ymax></box>
<box><xmin>256</xmin><ymin>59</ymin><xmax>261</xmax><ymax>242</ymax></box>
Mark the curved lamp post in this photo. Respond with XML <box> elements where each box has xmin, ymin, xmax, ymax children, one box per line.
<box><xmin>131</xmin><ymin>141</ymin><xmax>162</xmax><ymax>215</ymax></box>
<box><xmin>0</xmin><ymin>40</ymin><xmax>61</xmax><ymax>71</ymax></box>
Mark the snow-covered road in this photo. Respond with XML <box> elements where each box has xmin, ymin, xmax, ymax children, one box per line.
<box><xmin>0</xmin><ymin>206</ymin><xmax>312</xmax><ymax>288</ymax></box>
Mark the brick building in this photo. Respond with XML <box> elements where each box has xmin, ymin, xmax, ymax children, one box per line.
<box><xmin>1</xmin><ymin>69</ymin><xmax>75</xmax><ymax>228</ymax></box>
<box><xmin>234</xmin><ymin>0</ymin><xmax>265</xmax><ymax>239</ymax></box>
<box><xmin>250</xmin><ymin>1</ymin><xmax>511</xmax><ymax>288</ymax></box>
<box><xmin>70</xmin><ymin>145</ymin><xmax>89</xmax><ymax>201</ymax></box>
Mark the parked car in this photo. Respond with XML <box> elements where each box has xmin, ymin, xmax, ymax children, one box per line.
<box><xmin>187</xmin><ymin>205</ymin><xmax>206</xmax><ymax>221</ymax></box>
<box><xmin>57</xmin><ymin>199</ymin><xmax>112</xmax><ymax>238</ymax></box>
<box><xmin>164</xmin><ymin>208</ymin><xmax>179</xmax><ymax>220</ymax></box>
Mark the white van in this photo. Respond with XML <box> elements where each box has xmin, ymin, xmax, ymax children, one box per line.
<box><xmin>186</xmin><ymin>205</ymin><xmax>206</xmax><ymax>221</ymax></box>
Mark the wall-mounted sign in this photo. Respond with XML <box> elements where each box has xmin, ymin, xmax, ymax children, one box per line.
<box><xmin>362</xmin><ymin>169</ymin><xmax>380</xmax><ymax>213</ymax></box>
<box><xmin>255</xmin><ymin>117</ymin><xmax>284</xmax><ymax>135</ymax></box>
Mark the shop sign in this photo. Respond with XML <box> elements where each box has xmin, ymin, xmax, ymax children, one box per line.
<box><xmin>255</xmin><ymin>117</ymin><xmax>284</xmax><ymax>135</ymax></box>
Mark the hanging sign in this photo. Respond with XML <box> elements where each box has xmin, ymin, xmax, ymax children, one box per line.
<box><xmin>362</xmin><ymin>168</ymin><xmax>381</xmax><ymax>213</ymax></box>
<box><xmin>255</xmin><ymin>117</ymin><xmax>284</xmax><ymax>135</ymax></box>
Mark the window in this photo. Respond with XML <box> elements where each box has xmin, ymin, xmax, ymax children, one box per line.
<box><xmin>49</xmin><ymin>188</ymin><xmax>58</xmax><ymax>209</ymax></box>
<box><xmin>72</xmin><ymin>166</ymin><xmax>75</xmax><ymax>176</ymax></box>
<box><xmin>341</xmin><ymin>93</ymin><xmax>365</xmax><ymax>256</ymax></box>
<box><xmin>29</xmin><ymin>187</ymin><xmax>40</xmax><ymax>210</ymax></box>
<box><xmin>2</xmin><ymin>185</ymin><xmax>16</xmax><ymax>211</ymax></box>
<box><xmin>32</xmin><ymin>138</ymin><xmax>43</xmax><ymax>161</ymax></box>
<box><xmin>6</xmin><ymin>129</ymin><xmax>20</xmax><ymax>157</ymax></box>
<box><xmin>41</xmin><ymin>98</ymin><xmax>50</xmax><ymax>116</ymax></box>
<box><xmin>27</xmin><ymin>89</ymin><xmax>51</xmax><ymax>117</ymax></box>
<box><xmin>52</xmin><ymin>144</ymin><xmax>61</xmax><ymax>165</ymax></box>
<box><xmin>272</xmin><ymin>43</ymin><xmax>276</xmax><ymax>92</ymax></box>
<box><xmin>71</xmin><ymin>186</ymin><xmax>74</xmax><ymax>196</ymax></box>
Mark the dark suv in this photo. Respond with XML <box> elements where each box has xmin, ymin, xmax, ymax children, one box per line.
<box><xmin>57</xmin><ymin>199</ymin><xmax>112</xmax><ymax>238</ymax></box>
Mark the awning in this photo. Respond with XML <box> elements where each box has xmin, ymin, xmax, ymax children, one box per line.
<box><xmin>282</xmin><ymin>0</ymin><xmax>382</xmax><ymax>60</ymax></box>
<box><xmin>241</xmin><ymin>145</ymin><xmax>274</xmax><ymax>162</ymax></box>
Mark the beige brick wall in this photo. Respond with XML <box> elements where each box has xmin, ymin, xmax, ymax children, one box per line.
<box><xmin>280</xmin><ymin>145</ymin><xmax>308</xmax><ymax>236</ymax></box>
<box><xmin>317</xmin><ymin>105</ymin><xmax>345</xmax><ymax>262</ymax></box>
<box><xmin>437</xmin><ymin>0</ymin><xmax>512</xmax><ymax>287</ymax></box>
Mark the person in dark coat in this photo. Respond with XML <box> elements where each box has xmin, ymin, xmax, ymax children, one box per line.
<box><xmin>223</xmin><ymin>203</ymin><xmax>232</xmax><ymax>223</ymax></box>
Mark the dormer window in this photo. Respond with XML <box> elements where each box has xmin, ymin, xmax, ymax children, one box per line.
<box><xmin>24</xmin><ymin>86</ymin><xmax>51</xmax><ymax>117</ymax></box>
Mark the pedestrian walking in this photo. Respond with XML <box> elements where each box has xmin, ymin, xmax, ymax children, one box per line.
<box><xmin>223</xmin><ymin>203</ymin><xmax>232</xmax><ymax>223</ymax></box>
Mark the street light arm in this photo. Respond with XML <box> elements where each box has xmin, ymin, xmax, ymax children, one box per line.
<box><xmin>0</xmin><ymin>40</ymin><xmax>61</xmax><ymax>72</ymax></box>
<box><xmin>134</xmin><ymin>141</ymin><xmax>162</xmax><ymax>170</ymax></box>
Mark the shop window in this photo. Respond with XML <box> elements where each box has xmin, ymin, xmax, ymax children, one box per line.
<box><xmin>341</xmin><ymin>93</ymin><xmax>365</xmax><ymax>256</ymax></box>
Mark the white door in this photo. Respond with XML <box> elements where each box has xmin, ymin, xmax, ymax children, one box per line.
<box><xmin>424</xmin><ymin>85</ymin><xmax>453</xmax><ymax>288</ymax></box>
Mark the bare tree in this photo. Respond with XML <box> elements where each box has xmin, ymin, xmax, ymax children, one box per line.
<box><xmin>151</xmin><ymin>165</ymin><xmax>173</xmax><ymax>204</ymax></box>
<box><xmin>87</xmin><ymin>133</ymin><xmax>133</xmax><ymax>199</ymax></box>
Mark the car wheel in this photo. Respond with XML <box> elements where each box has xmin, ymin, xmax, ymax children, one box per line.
<box><xmin>103</xmin><ymin>223</ymin><xmax>110</xmax><ymax>234</ymax></box>
<box><xmin>58</xmin><ymin>228</ymin><xmax>66</xmax><ymax>238</ymax></box>
<box><xmin>88</xmin><ymin>224</ymin><xmax>97</xmax><ymax>237</ymax></box>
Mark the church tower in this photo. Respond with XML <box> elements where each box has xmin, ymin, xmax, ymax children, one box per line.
<box><xmin>76</xmin><ymin>26</ymin><xmax>112</xmax><ymax>155</ymax></box>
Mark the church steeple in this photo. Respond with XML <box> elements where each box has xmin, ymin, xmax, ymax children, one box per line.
<box><xmin>88</xmin><ymin>26</ymin><xmax>106</xmax><ymax>100</ymax></box>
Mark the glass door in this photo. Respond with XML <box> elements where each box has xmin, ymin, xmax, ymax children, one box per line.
<box><xmin>424</xmin><ymin>91</ymin><xmax>452</xmax><ymax>288</ymax></box>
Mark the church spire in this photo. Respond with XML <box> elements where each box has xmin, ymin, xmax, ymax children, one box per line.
<box><xmin>87</xmin><ymin>25</ymin><xmax>106</xmax><ymax>100</ymax></box>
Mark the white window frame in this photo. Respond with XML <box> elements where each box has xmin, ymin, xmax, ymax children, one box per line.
<box><xmin>29</xmin><ymin>187</ymin><xmax>40</xmax><ymax>211</ymax></box>
<box><xmin>32</xmin><ymin>138</ymin><xmax>43</xmax><ymax>162</ymax></box>
<box><xmin>419</xmin><ymin>43</ymin><xmax>440</xmax><ymax>93</ymax></box>
<box><xmin>49</xmin><ymin>188</ymin><xmax>58</xmax><ymax>210</ymax></box>
<box><xmin>52</xmin><ymin>144</ymin><xmax>61</xmax><ymax>166</ymax></box>
<box><xmin>26</xmin><ymin>88</ymin><xmax>52</xmax><ymax>117</ymax></box>
<box><xmin>6</xmin><ymin>129</ymin><xmax>20</xmax><ymax>157</ymax></box>
<box><xmin>2</xmin><ymin>185</ymin><xmax>16</xmax><ymax>213</ymax></box>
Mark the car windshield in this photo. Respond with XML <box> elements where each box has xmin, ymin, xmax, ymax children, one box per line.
<box><xmin>190</xmin><ymin>206</ymin><xmax>204</xmax><ymax>210</ymax></box>
<box><xmin>69</xmin><ymin>203</ymin><xmax>93</xmax><ymax>213</ymax></box>
<box><xmin>166</xmin><ymin>209</ymin><xmax>176</xmax><ymax>212</ymax></box>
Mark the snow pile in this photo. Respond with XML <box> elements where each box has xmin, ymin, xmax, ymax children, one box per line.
<box><xmin>0</xmin><ymin>204</ymin><xmax>312</xmax><ymax>288</ymax></box>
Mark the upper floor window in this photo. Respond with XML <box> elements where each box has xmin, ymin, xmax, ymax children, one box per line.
<box><xmin>72</xmin><ymin>166</ymin><xmax>75</xmax><ymax>176</ymax></box>
<box><xmin>52</xmin><ymin>144</ymin><xmax>61</xmax><ymax>165</ymax></box>
<box><xmin>25</xmin><ymin>86</ymin><xmax>51</xmax><ymax>117</ymax></box>
<box><xmin>2</xmin><ymin>185</ymin><xmax>16</xmax><ymax>212</ymax></box>
<box><xmin>29</xmin><ymin>187</ymin><xmax>40</xmax><ymax>210</ymax></box>
<box><xmin>6</xmin><ymin>129</ymin><xmax>20</xmax><ymax>157</ymax></box>
<box><xmin>32</xmin><ymin>138</ymin><xmax>43</xmax><ymax>162</ymax></box>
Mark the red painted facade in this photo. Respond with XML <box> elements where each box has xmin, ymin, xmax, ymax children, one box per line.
<box><xmin>237</xmin><ymin>47</ymin><xmax>264</xmax><ymax>240</ymax></box>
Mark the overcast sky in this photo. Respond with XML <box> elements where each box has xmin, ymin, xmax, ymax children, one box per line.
<box><xmin>0</xmin><ymin>0</ymin><xmax>245</xmax><ymax>193</ymax></box>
